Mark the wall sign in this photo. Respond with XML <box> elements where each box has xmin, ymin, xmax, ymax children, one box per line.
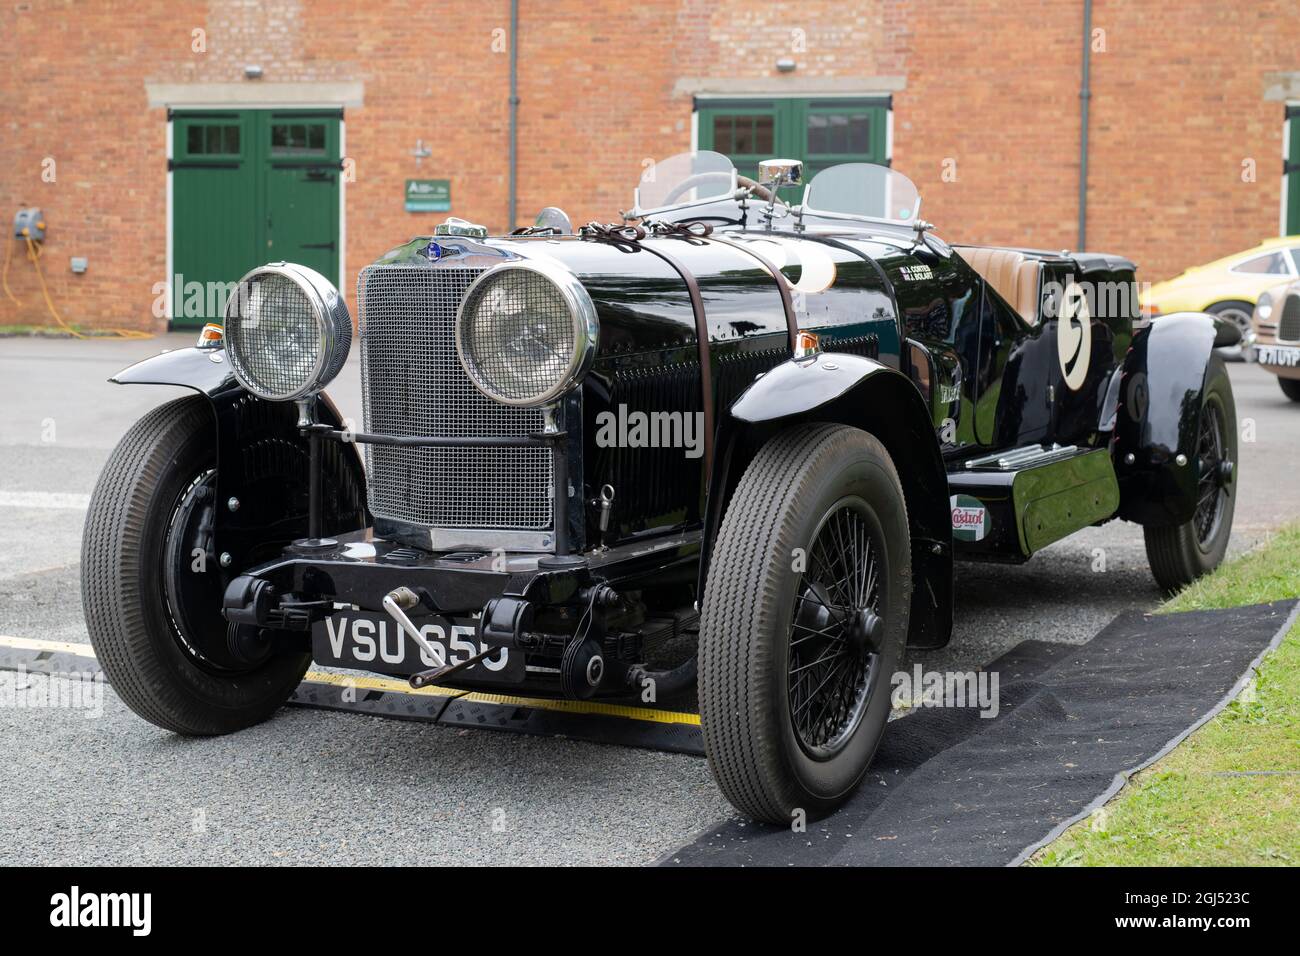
<box><xmin>405</xmin><ymin>179</ymin><xmax>451</xmax><ymax>212</ymax></box>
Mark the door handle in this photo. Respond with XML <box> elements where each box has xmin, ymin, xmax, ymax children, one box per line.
<box><xmin>301</xmin><ymin>241</ymin><xmax>336</xmax><ymax>252</ymax></box>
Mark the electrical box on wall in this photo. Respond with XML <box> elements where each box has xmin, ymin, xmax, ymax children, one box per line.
<box><xmin>13</xmin><ymin>208</ymin><xmax>46</xmax><ymax>241</ymax></box>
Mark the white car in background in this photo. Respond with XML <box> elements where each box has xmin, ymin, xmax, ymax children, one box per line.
<box><xmin>1252</xmin><ymin>280</ymin><xmax>1300</xmax><ymax>401</ymax></box>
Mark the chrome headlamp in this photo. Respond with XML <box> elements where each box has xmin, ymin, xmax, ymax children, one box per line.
<box><xmin>455</xmin><ymin>260</ymin><xmax>598</xmax><ymax>407</ymax></box>
<box><xmin>1257</xmin><ymin>292</ymin><xmax>1273</xmax><ymax>322</ymax></box>
<box><xmin>223</xmin><ymin>262</ymin><xmax>352</xmax><ymax>401</ymax></box>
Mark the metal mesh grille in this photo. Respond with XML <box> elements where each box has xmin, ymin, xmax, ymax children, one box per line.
<box><xmin>226</xmin><ymin>273</ymin><xmax>323</xmax><ymax>398</ymax></box>
<box><xmin>357</xmin><ymin>264</ymin><xmax>552</xmax><ymax>531</ymax></box>
<box><xmin>1279</xmin><ymin>293</ymin><xmax>1300</xmax><ymax>343</ymax></box>
<box><xmin>460</xmin><ymin>269</ymin><xmax>576</xmax><ymax>404</ymax></box>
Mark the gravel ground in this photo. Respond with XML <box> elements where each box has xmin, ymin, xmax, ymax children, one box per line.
<box><xmin>0</xmin><ymin>335</ymin><xmax>1295</xmax><ymax>865</ymax></box>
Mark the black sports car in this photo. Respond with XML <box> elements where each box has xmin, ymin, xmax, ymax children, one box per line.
<box><xmin>83</xmin><ymin>153</ymin><xmax>1239</xmax><ymax>823</ymax></box>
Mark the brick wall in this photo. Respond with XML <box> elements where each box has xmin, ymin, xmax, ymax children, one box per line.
<box><xmin>2</xmin><ymin>0</ymin><xmax>1298</xmax><ymax>331</ymax></box>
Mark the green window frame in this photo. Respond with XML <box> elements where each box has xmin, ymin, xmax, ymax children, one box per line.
<box><xmin>696</xmin><ymin>96</ymin><xmax>890</xmax><ymax>183</ymax></box>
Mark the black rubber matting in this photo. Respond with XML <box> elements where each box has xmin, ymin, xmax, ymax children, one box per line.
<box><xmin>661</xmin><ymin>600</ymin><xmax>1298</xmax><ymax>867</ymax></box>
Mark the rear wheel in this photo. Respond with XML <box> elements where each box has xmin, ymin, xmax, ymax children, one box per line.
<box><xmin>81</xmin><ymin>395</ymin><xmax>358</xmax><ymax>735</ymax></box>
<box><xmin>1143</xmin><ymin>358</ymin><xmax>1237</xmax><ymax>592</ymax></box>
<box><xmin>1278</xmin><ymin>377</ymin><xmax>1300</xmax><ymax>402</ymax></box>
<box><xmin>698</xmin><ymin>424</ymin><xmax>910</xmax><ymax>825</ymax></box>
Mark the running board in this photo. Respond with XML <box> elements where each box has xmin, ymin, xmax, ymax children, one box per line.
<box><xmin>963</xmin><ymin>443</ymin><xmax>1079</xmax><ymax>472</ymax></box>
<box><xmin>948</xmin><ymin>447</ymin><xmax>1120</xmax><ymax>562</ymax></box>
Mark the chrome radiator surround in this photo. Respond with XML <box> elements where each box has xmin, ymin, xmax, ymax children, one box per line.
<box><xmin>357</xmin><ymin>262</ymin><xmax>555</xmax><ymax>551</ymax></box>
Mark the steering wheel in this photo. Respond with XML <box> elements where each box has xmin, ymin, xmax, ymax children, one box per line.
<box><xmin>659</xmin><ymin>171</ymin><xmax>776</xmax><ymax>206</ymax></box>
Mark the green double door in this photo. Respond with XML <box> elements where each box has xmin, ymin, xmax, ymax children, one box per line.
<box><xmin>171</xmin><ymin>109</ymin><xmax>341</xmax><ymax>327</ymax></box>
<box><xmin>697</xmin><ymin>97</ymin><xmax>890</xmax><ymax>183</ymax></box>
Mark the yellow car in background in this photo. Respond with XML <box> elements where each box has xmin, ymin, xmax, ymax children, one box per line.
<box><xmin>1140</xmin><ymin>236</ymin><xmax>1300</xmax><ymax>359</ymax></box>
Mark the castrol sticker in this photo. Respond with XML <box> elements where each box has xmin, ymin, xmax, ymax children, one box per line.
<box><xmin>950</xmin><ymin>494</ymin><xmax>989</xmax><ymax>542</ymax></box>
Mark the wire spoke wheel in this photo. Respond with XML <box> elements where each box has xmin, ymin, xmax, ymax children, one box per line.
<box><xmin>1142</xmin><ymin>356</ymin><xmax>1237</xmax><ymax>593</ymax></box>
<box><xmin>1193</xmin><ymin>399</ymin><xmax>1229</xmax><ymax>547</ymax></box>
<box><xmin>698</xmin><ymin>423</ymin><xmax>911</xmax><ymax>824</ymax></box>
<box><xmin>788</xmin><ymin>497</ymin><xmax>882</xmax><ymax>759</ymax></box>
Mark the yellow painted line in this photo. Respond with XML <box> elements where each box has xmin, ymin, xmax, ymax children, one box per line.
<box><xmin>0</xmin><ymin>634</ymin><xmax>699</xmax><ymax>726</ymax></box>
<box><xmin>456</xmin><ymin>689</ymin><xmax>700</xmax><ymax>726</ymax></box>
<box><xmin>0</xmin><ymin>635</ymin><xmax>97</xmax><ymax>657</ymax></box>
<box><xmin>301</xmin><ymin>669</ymin><xmax>464</xmax><ymax>700</ymax></box>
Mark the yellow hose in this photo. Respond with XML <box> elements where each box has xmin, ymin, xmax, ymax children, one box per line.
<box><xmin>2</xmin><ymin>239</ymin><xmax>20</xmax><ymax>306</ymax></box>
<box><xmin>24</xmin><ymin>236</ymin><xmax>151</xmax><ymax>339</ymax></box>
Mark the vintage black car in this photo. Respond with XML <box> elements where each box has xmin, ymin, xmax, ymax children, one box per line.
<box><xmin>83</xmin><ymin>154</ymin><xmax>1239</xmax><ymax>823</ymax></box>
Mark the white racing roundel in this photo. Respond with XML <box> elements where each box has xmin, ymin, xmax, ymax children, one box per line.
<box><xmin>1057</xmin><ymin>281</ymin><xmax>1092</xmax><ymax>391</ymax></box>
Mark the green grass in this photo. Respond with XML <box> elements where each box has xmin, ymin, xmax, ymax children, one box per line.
<box><xmin>0</xmin><ymin>323</ymin><xmax>89</xmax><ymax>337</ymax></box>
<box><xmin>0</xmin><ymin>323</ymin><xmax>152</xmax><ymax>338</ymax></box>
<box><xmin>1032</xmin><ymin>525</ymin><xmax>1300</xmax><ymax>866</ymax></box>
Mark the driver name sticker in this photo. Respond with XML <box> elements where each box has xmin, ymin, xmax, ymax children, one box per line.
<box><xmin>950</xmin><ymin>494</ymin><xmax>990</xmax><ymax>542</ymax></box>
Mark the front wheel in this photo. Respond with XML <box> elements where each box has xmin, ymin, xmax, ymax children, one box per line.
<box><xmin>1143</xmin><ymin>357</ymin><xmax>1237</xmax><ymax>593</ymax></box>
<box><xmin>1278</xmin><ymin>377</ymin><xmax>1300</xmax><ymax>403</ymax></box>
<box><xmin>698</xmin><ymin>424</ymin><xmax>911</xmax><ymax>824</ymax></box>
<box><xmin>82</xmin><ymin>396</ymin><xmax>320</xmax><ymax>735</ymax></box>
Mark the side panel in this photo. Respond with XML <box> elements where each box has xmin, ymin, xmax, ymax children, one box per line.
<box><xmin>1046</xmin><ymin>261</ymin><xmax>1134</xmax><ymax>447</ymax></box>
<box><xmin>544</xmin><ymin>234</ymin><xmax>899</xmax><ymax>550</ymax></box>
<box><xmin>857</xmin><ymin>237</ymin><xmax>986</xmax><ymax>451</ymax></box>
<box><xmin>1111</xmin><ymin>312</ymin><xmax>1219</xmax><ymax>526</ymax></box>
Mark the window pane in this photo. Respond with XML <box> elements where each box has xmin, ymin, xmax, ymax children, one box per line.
<box><xmin>848</xmin><ymin>113</ymin><xmax>870</xmax><ymax>153</ymax></box>
<box><xmin>734</xmin><ymin>117</ymin><xmax>754</xmax><ymax>154</ymax></box>
<box><xmin>807</xmin><ymin>114</ymin><xmax>828</xmax><ymax>154</ymax></box>
<box><xmin>710</xmin><ymin>113</ymin><xmax>775</xmax><ymax>155</ymax></box>
<box><xmin>711</xmin><ymin>116</ymin><xmax>734</xmax><ymax>154</ymax></box>
<box><xmin>806</xmin><ymin>111</ymin><xmax>871</xmax><ymax>157</ymax></box>
<box><xmin>271</xmin><ymin>122</ymin><xmax>326</xmax><ymax>155</ymax></box>
<box><xmin>186</xmin><ymin>124</ymin><xmax>239</xmax><ymax>156</ymax></box>
<box><xmin>1235</xmin><ymin>252</ymin><xmax>1289</xmax><ymax>275</ymax></box>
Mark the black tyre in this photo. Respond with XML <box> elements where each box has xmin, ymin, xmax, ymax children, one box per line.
<box><xmin>1143</xmin><ymin>357</ymin><xmax>1237</xmax><ymax>593</ymax></box>
<box><xmin>1278</xmin><ymin>377</ymin><xmax>1300</xmax><ymax>403</ymax></box>
<box><xmin>698</xmin><ymin>423</ymin><xmax>910</xmax><ymax>824</ymax></box>
<box><xmin>82</xmin><ymin>396</ymin><xmax>314</xmax><ymax>735</ymax></box>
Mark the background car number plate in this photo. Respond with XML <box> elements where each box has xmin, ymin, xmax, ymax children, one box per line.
<box><xmin>312</xmin><ymin>612</ymin><xmax>524</xmax><ymax>682</ymax></box>
<box><xmin>1255</xmin><ymin>344</ymin><xmax>1300</xmax><ymax>367</ymax></box>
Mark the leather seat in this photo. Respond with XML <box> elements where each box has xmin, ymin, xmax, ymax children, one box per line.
<box><xmin>954</xmin><ymin>246</ymin><xmax>1043</xmax><ymax>325</ymax></box>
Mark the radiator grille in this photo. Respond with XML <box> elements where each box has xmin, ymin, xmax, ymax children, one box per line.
<box><xmin>357</xmin><ymin>264</ymin><xmax>552</xmax><ymax>531</ymax></box>
<box><xmin>1279</xmin><ymin>293</ymin><xmax>1300</xmax><ymax>343</ymax></box>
